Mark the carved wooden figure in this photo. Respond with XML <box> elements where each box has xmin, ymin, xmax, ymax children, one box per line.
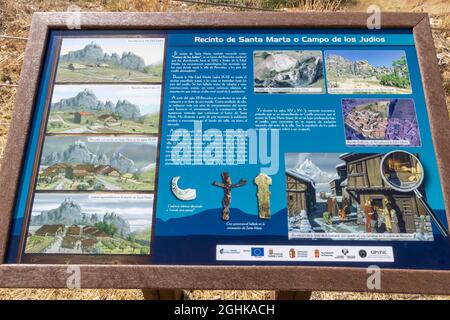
<box><xmin>213</xmin><ymin>172</ymin><xmax>247</xmax><ymax>221</ymax></box>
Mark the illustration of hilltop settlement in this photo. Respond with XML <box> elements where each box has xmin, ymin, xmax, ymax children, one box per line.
<box><xmin>343</xmin><ymin>99</ymin><xmax>421</xmax><ymax>146</ymax></box>
<box><xmin>47</xmin><ymin>85</ymin><xmax>161</xmax><ymax>134</ymax></box>
<box><xmin>325</xmin><ymin>50</ymin><xmax>412</xmax><ymax>94</ymax></box>
<box><xmin>285</xmin><ymin>153</ymin><xmax>433</xmax><ymax>241</ymax></box>
<box><xmin>25</xmin><ymin>193</ymin><xmax>152</xmax><ymax>255</ymax></box>
<box><xmin>253</xmin><ymin>50</ymin><xmax>324</xmax><ymax>93</ymax></box>
<box><xmin>36</xmin><ymin>136</ymin><xmax>157</xmax><ymax>191</ymax></box>
<box><xmin>55</xmin><ymin>37</ymin><xmax>164</xmax><ymax>83</ymax></box>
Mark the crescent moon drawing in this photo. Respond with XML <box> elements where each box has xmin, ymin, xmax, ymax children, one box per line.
<box><xmin>171</xmin><ymin>176</ymin><xmax>197</xmax><ymax>201</ymax></box>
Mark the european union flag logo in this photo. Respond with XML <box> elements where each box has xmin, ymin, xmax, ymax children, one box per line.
<box><xmin>251</xmin><ymin>247</ymin><xmax>264</xmax><ymax>257</ymax></box>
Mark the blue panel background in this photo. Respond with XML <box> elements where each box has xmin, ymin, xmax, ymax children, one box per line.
<box><xmin>5</xmin><ymin>29</ymin><xmax>450</xmax><ymax>269</ymax></box>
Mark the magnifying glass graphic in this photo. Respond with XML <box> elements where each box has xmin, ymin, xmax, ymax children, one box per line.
<box><xmin>380</xmin><ymin>150</ymin><xmax>448</xmax><ymax>237</ymax></box>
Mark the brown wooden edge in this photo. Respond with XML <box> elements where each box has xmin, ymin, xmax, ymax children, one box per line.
<box><xmin>0</xmin><ymin>12</ymin><xmax>449</xmax><ymax>293</ymax></box>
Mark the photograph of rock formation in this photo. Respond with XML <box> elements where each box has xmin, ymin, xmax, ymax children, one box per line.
<box><xmin>343</xmin><ymin>99</ymin><xmax>421</xmax><ymax>146</ymax></box>
<box><xmin>253</xmin><ymin>50</ymin><xmax>324</xmax><ymax>93</ymax></box>
<box><xmin>47</xmin><ymin>85</ymin><xmax>161</xmax><ymax>134</ymax></box>
<box><xmin>325</xmin><ymin>50</ymin><xmax>412</xmax><ymax>94</ymax></box>
<box><xmin>55</xmin><ymin>37</ymin><xmax>165</xmax><ymax>83</ymax></box>
<box><xmin>36</xmin><ymin>136</ymin><xmax>157</xmax><ymax>191</ymax></box>
<box><xmin>25</xmin><ymin>193</ymin><xmax>153</xmax><ymax>255</ymax></box>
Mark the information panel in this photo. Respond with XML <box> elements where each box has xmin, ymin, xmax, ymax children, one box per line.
<box><xmin>6</xmin><ymin>29</ymin><xmax>450</xmax><ymax>269</ymax></box>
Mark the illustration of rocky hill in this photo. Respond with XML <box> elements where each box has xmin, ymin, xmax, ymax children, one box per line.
<box><xmin>51</xmin><ymin>89</ymin><xmax>142</xmax><ymax>120</ymax></box>
<box><xmin>60</xmin><ymin>43</ymin><xmax>148</xmax><ymax>72</ymax></box>
<box><xmin>56</xmin><ymin>41</ymin><xmax>163</xmax><ymax>83</ymax></box>
<box><xmin>42</xmin><ymin>140</ymin><xmax>138</xmax><ymax>173</ymax></box>
<box><xmin>30</xmin><ymin>198</ymin><xmax>131</xmax><ymax>237</ymax></box>
<box><xmin>254</xmin><ymin>51</ymin><xmax>324</xmax><ymax>90</ymax></box>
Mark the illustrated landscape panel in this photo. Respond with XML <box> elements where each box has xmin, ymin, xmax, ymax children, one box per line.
<box><xmin>25</xmin><ymin>193</ymin><xmax>153</xmax><ymax>255</ymax></box>
<box><xmin>343</xmin><ymin>98</ymin><xmax>421</xmax><ymax>146</ymax></box>
<box><xmin>36</xmin><ymin>136</ymin><xmax>158</xmax><ymax>191</ymax></box>
<box><xmin>47</xmin><ymin>84</ymin><xmax>162</xmax><ymax>134</ymax></box>
<box><xmin>253</xmin><ymin>50</ymin><xmax>324</xmax><ymax>94</ymax></box>
<box><xmin>285</xmin><ymin>152</ymin><xmax>433</xmax><ymax>241</ymax></box>
<box><xmin>325</xmin><ymin>50</ymin><xmax>412</xmax><ymax>94</ymax></box>
<box><xmin>55</xmin><ymin>37</ymin><xmax>165</xmax><ymax>83</ymax></box>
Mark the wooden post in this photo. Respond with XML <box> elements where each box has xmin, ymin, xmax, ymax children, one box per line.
<box><xmin>142</xmin><ymin>289</ymin><xmax>184</xmax><ymax>300</ymax></box>
<box><xmin>274</xmin><ymin>291</ymin><xmax>312</xmax><ymax>300</ymax></box>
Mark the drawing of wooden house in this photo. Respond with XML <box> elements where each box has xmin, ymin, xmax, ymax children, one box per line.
<box><xmin>329</xmin><ymin>163</ymin><xmax>347</xmax><ymax>196</ymax></box>
<box><xmin>74</xmin><ymin>111</ymin><xmax>93</xmax><ymax>124</ymax></box>
<box><xmin>41</xmin><ymin>163</ymin><xmax>71</xmax><ymax>179</ymax></box>
<box><xmin>35</xmin><ymin>224</ymin><xmax>65</xmax><ymax>237</ymax></box>
<box><xmin>65</xmin><ymin>164</ymin><xmax>95</xmax><ymax>180</ymax></box>
<box><xmin>66</xmin><ymin>225</ymin><xmax>81</xmax><ymax>236</ymax></box>
<box><xmin>285</xmin><ymin>169</ymin><xmax>316</xmax><ymax>217</ymax></box>
<box><xmin>95</xmin><ymin>165</ymin><xmax>121</xmax><ymax>177</ymax></box>
<box><xmin>339</xmin><ymin>153</ymin><xmax>425</xmax><ymax>233</ymax></box>
<box><xmin>97</xmin><ymin>114</ymin><xmax>118</xmax><ymax>123</ymax></box>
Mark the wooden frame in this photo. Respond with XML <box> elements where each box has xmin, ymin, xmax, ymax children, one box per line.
<box><xmin>0</xmin><ymin>12</ymin><xmax>449</xmax><ymax>294</ymax></box>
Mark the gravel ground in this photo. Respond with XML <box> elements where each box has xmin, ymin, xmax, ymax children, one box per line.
<box><xmin>0</xmin><ymin>0</ymin><xmax>449</xmax><ymax>300</ymax></box>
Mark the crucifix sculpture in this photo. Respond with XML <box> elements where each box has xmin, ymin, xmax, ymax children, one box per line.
<box><xmin>212</xmin><ymin>172</ymin><xmax>247</xmax><ymax>221</ymax></box>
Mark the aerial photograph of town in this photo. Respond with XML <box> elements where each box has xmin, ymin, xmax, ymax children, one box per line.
<box><xmin>47</xmin><ymin>84</ymin><xmax>161</xmax><ymax>134</ymax></box>
<box><xmin>325</xmin><ymin>50</ymin><xmax>412</xmax><ymax>94</ymax></box>
<box><xmin>253</xmin><ymin>50</ymin><xmax>324</xmax><ymax>93</ymax></box>
<box><xmin>25</xmin><ymin>193</ymin><xmax>153</xmax><ymax>255</ymax></box>
<box><xmin>36</xmin><ymin>136</ymin><xmax>157</xmax><ymax>191</ymax></box>
<box><xmin>343</xmin><ymin>98</ymin><xmax>421</xmax><ymax>146</ymax></box>
<box><xmin>285</xmin><ymin>152</ymin><xmax>433</xmax><ymax>241</ymax></box>
<box><xmin>55</xmin><ymin>37</ymin><xmax>165</xmax><ymax>83</ymax></box>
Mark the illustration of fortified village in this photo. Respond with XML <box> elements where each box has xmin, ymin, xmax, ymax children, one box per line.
<box><xmin>25</xmin><ymin>194</ymin><xmax>152</xmax><ymax>255</ymax></box>
<box><xmin>36</xmin><ymin>137</ymin><xmax>157</xmax><ymax>191</ymax></box>
<box><xmin>343</xmin><ymin>99</ymin><xmax>421</xmax><ymax>146</ymax></box>
<box><xmin>285</xmin><ymin>153</ymin><xmax>433</xmax><ymax>241</ymax></box>
<box><xmin>47</xmin><ymin>85</ymin><xmax>161</xmax><ymax>134</ymax></box>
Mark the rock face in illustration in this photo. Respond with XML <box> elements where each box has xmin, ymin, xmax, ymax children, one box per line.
<box><xmin>115</xmin><ymin>99</ymin><xmax>141</xmax><ymax>120</ymax></box>
<box><xmin>43</xmin><ymin>140</ymin><xmax>98</xmax><ymax>165</ymax></box>
<box><xmin>51</xmin><ymin>89</ymin><xmax>142</xmax><ymax>119</ymax></box>
<box><xmin>103</xmin><ymin>212</ymin><xmax>131</xmax><ymax>237</ymax></box>
<box><xmin>326</xmin><ymin>54</ymin><xmax>391</xmax><ymax>78</ymax></box>
<box><xmin>52</xmin><ymin>89</ymin><xmax>113</xmax><ymax>113</ymax></box>
<box><xmin>254</xmin><ymin>52</ymin><xmax>323</xmax><ymax>88</ymax></box>
<box><xmin>61</xmin><ymin>140</ymin><xmax>99</xmax><ymax>165</ymax></box>
<box><xmin>60</xmin><ymin>43</ymin><xmax>148</xmax><ymax>72</ymax></box>
<box><xmin>109</xmin><ymin>152</ymin><xmax>138</xmax><ymax>173</ymax></box>
<box><xmin>120</xmin><ymin>52</ymin><xmax>146</xmax><ymax>71</ymax></box>
<box><xmin>30</xmin><ymin>198</ymin><xmax>131</xmax><ymax>236</ymax></box>
<box><xmin>30</xmin><ymin>199</ymin><xmax>85</xmax><ymax>226</ymax></box>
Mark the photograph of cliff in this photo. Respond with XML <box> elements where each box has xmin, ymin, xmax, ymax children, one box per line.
<box><xmin>55</xmin><ymin>37</ymin><xmax>165</xmax><ymax>83</ymax></box>
<box><xmin>343</xmin><ymin>99</ymin><xmax>421</xmax><ymax>146</ymax></box>
<box><xmin>47</xmin><ymin>85</ymin><xmax>161</xmax><ymax>134</ymax></box>
<box><xmin>325</xmin><ymin>50</ymin><xmax>412</xmax><ymax>94</ymax></box>
<box><xmin>36</xmin><ymin>136</ymin><xmax>157</xmax><ymax>191</ymax></box>
<box><xmin>253</xmin><ymin>50</ymin><xmax>324</xmax><ymax>93</ymax></box>
<box><xmin>25</xmin><ymin>193</ymin><xmax>153</xmax><ymax>255</ymax></box>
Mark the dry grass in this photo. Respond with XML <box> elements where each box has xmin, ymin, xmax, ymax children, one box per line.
<box><xmin>0</xmin><ymin>0</ymin><xmax>449</xmax><ymax>300</ymax></box>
